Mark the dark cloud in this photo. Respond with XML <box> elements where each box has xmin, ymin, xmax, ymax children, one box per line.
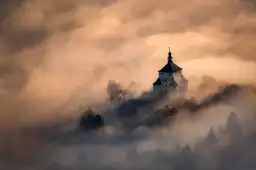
<box><xmin>0</xmin><ymin>0</ymin><xmax>78</xmax><ymax>52</ymax></box>
<box><xmin>241</xmin><ymin>0</ymin><xmax>256</xmax><ymax>10</ymax></box>
<box><xmin>225</xmin><ymin>22</ymin><xmax>256</xmax><ymax>61</ymax></box>
<box><xmin>133</xmin><ymin>0</ymin><xmax>256</xmax><ymax>62</ymax></box>
<box><xmin>97</xmin><ymin>37</ymin><xmax>128</xmax><ymax>51</ymax></box>
<box><xmin>0</xmin><ymin>25</ymin><xmax>48</xmax><ymax>52</ymax></box>
<box><xmin>83</xmin><ymin>0</ymin><xmax>118</xmax><ymax>6</ymax></box>
<box><xmin>0</xmin><ymin>0</ymin><xmax>120</xmax><ymax>97</ymax></box>
<box><xmin>0</xmin><ymin>63</ymin><xmax>29</xmax><ymax>92</ymax></box>
<box><xmin>0</xmin><ymin>0</ymin><xmax>22</xmax><ymax>22</ymax></box>
<box><xmin>136</xmin><ymin>5</ymin><xmax>221</xmax><ymax>37</ymax></box>
<box><xmin>0</xmin><ymin>1</ymin><xmax>71</xmax><ymax>97</ymax></box>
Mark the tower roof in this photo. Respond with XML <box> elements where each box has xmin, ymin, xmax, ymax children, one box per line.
<box><xmin>158</xmin><ymin>48</ymin><xmax>182</xmax><ymax>73</ymax></box>
<box><xmin>153</xmin><ymin>78</ymin><xmax>161</xmax><ymax>85</ymax></box>
<box><xmin>158</xmin><ymin>63</ymin><xmax>182</xmax><ymax>73</ymax></box>
<box><xmin>152</xmin><ymin>78</ymin><xmax>178</xmax><ymax>86</ymax></box>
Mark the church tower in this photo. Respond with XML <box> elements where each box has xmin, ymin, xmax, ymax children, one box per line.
<box><xmin>153</xmin><ymin>49</ymin><xmax>188</xmax><ymax>95</ymax></box>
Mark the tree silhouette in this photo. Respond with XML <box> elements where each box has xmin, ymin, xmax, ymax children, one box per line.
<box><xmin>79</xmin><ymin>108</ymin><xmax>104</xmax><ymax>131</ymax></box>
<box><xmin>48</xmin><ymin>161</ymin><xmax>61</xmax><ymax>170</ymax></box>
<box><xmin>194</xmin><ymin>127</ymin><xmax>218</xmax><ymax>153</ymax></box>
<box><xmin>107</xmin><ymin>80</ymin><xmax>130</xmax><ymax>105</ymax></box>
<box><xmin>173</xmin><ymin>145</ymin><xmax>197</xmax><ymax>170</ymax></box>
<box><xmin>181</xmin><ymin>145</ymin><xmax>192</xmax><ymax>154</ymax></box>
<box><xmin>226</xmin><ymin>112</ymin><xmax>243</xmax><ymax>142</ymax></box>
<box><xmin>204</xmin><ymin>127</ymin><xmax>218</xmax><ymax>146</ymax></box>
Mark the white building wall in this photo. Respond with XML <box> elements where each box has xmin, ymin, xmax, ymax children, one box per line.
<box><xmin>153</xmin><ymin>71</ymin><xmax>187</xmax><ymax>96</ymax></box>
<box><xmin>153</xmin><ymin>85</ymin><xmax>176</xmax><ymax>95</ymax></box>
<box><xmin>153</xmin><ymin>72</ymin><xmax>177</xmax><ymax>95</ymax></box>
<box><xmin>153</xmin><ymin>85</ymin><xmax>161</xmax><ymax>94</ymax></box>
<box><xmin>159</xmin><ymin>72</ymin><xmax>176</xmax><ymax>86</ymax></box>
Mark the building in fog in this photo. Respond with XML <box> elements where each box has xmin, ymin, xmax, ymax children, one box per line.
<box><xmin>153</xmin><ymin>49</ymin><xmax>188</xmax><ymax>95</ymax></box>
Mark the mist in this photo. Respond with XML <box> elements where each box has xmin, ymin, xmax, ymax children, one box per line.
<box><xmin>0</xmin><ymin>0</ymin><xmax>256</xmax><ymax>169</ymax></box>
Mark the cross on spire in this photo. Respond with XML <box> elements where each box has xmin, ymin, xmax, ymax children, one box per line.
<box><xmin>168</xmin><ymin>47</ymin><xmax>172</xmax><ymax>64</ymax></box>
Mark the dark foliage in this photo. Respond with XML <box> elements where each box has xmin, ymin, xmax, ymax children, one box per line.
<box><xmin>181</xmin><ymin>85</ymin><xmax>241</xmax><ymax>112</ymax></box>
<box><xmin>79</xmin><ymin>108</ymin><xmax>104</xmax><ymax>131</ymax></box>
<box><xmin>118</xmin><ymin>102</ymin><xmax>138</xmax><ymax>117</ymax></box>
<box><xmin>126</xmin><ymin>106</ymin><xmax>178</xmax><ymax>132</ymax></box>
<box><xmin>107</xmin><ymin>80</ymin><xmax>131</xmax><ymax>105</ymax></box>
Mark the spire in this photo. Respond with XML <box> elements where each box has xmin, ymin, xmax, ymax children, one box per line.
<box><xmin>168</xmin><ymin>47</ymin><xmax>173</xmax><ymax>64</ymax></box>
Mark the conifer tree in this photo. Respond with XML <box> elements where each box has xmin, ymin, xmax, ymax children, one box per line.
<box><xmin>204</xmin><ymin>127</ymin><xmax>218</xmax><ymax>146</ymax></box>
<box><xmin>226</xmin><ymin>112</ymin><xmax>243</xmax><ymax>142</ymax></box>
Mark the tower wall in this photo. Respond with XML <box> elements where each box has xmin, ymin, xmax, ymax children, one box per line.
<box><xmin>153</xmin><ymin>85</ymin><xmax>176</xmax><ymax>94</ymax></box>
<box><xmin>159</xmin><ymin>72</ymin><xmax>176</xmax><ymax>86</ymax></box>
<box><xmin>153</xmin><ymin>71</ymin><xmax>188</xmax><ymax>95</ymax></box>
